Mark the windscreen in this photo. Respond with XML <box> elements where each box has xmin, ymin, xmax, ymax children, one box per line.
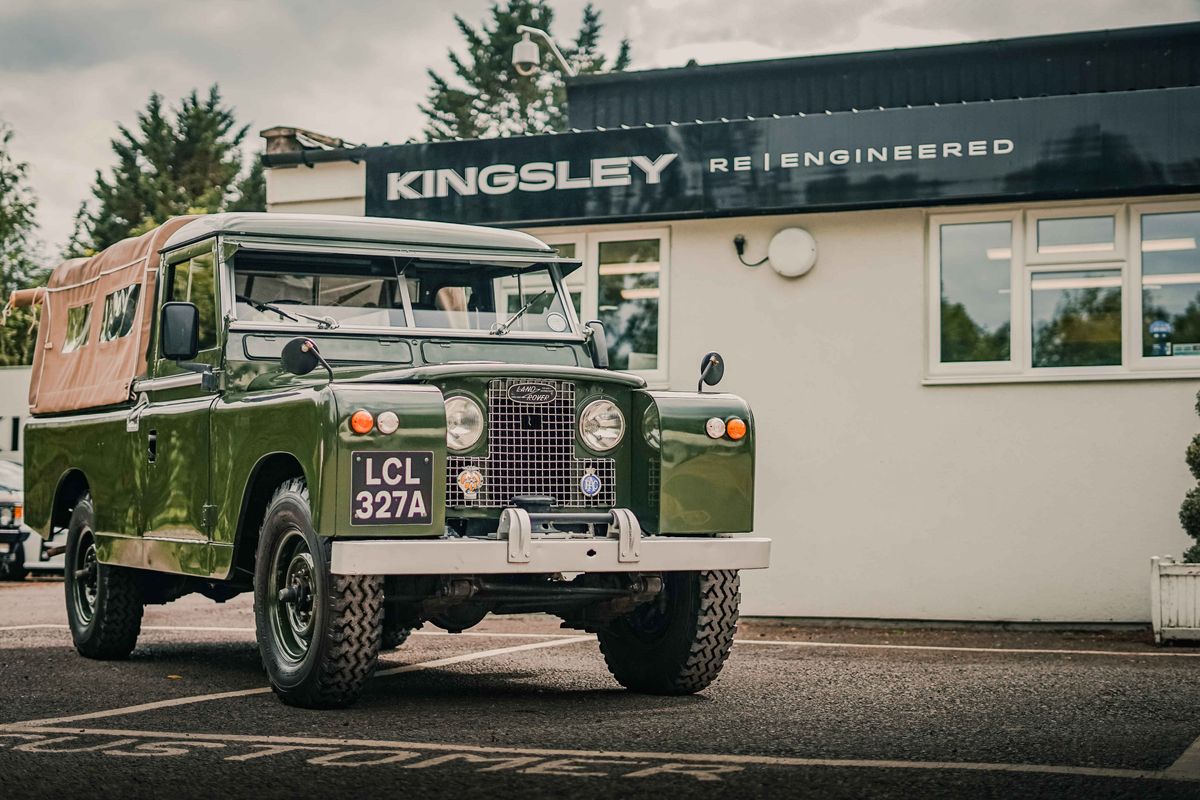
<box><xmin>232</xmin><ymin>252</ymin><xmax>573</xmax><ymax>335</ymax></box>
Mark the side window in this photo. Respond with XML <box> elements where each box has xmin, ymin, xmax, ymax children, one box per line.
<box><xmin>63</xmin><ymin>303</ymin><xmax>93</xmax><ymax>353</ymax></box>
<box><xmin>165</xmin><ymin>252</ymin><xmax>218</xmax><ymax>352</ymax></box>
<box><xmin>100</xmin><ymin>284</ymin><xmax>141</xmax><ymax>342</ymax></box>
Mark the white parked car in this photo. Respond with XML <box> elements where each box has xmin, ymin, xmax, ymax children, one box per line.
<box><xmin>0</xmin><ymin>459</ymin><xmax>63</xmax><ymax>580</ymax></box>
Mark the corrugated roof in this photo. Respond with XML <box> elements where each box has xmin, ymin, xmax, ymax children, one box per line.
<box><xmin>566</xmin><ymin>22</ymin><xmax>1200</xmax><ymax>129</ymax></box>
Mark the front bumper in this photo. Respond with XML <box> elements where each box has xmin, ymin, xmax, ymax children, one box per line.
<box><xmin>330</xmin><ymin>507</ymin><xmax>770</xmax><ymax>576</ymax></box>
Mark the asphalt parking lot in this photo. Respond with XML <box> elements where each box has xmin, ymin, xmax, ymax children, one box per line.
<box><xmin>2</xmin><ymin>578</ymin><xmax>1200</xmax><ymax>799</ymax></box>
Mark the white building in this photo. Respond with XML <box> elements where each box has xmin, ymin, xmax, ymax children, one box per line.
<box><xmin>0</xmin><ymin>366</ymin><xmax>30</xmax><ymax>464</ymax></box>
<box><xmin>259</xmin><ymin>24</ymin><xmax>1200</xmax><ymax>622</ymax></box>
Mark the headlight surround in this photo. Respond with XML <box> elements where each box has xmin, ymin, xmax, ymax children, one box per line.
<box><xmin>580</xmin><ymin>398</ymin><xmax>625</xmax><ymax>452</ymax></box>
<box><xmin>444</xmin><ymin>395</ymin><xmax>484</xmax><ymax>452</ymax></box>
<box><xmin>642</xmin><ymin>403</ymin><xmax>661</xmax><ymax>450</ymax></box>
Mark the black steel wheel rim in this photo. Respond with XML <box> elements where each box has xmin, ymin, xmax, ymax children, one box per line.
<box><xmin>268</xmin><ymin>528</ymin><xmax>317</xmax><ymax>665</ymax></box>
<box><xmin>72</xmin><ymin>529</ymin><xmax>98</xmax><ymax>626</ymax></box>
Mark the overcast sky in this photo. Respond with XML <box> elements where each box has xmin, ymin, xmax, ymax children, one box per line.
<box><xmin>2</xmin><ymin>0</ymin><xmax>1198</xmax><ymax>253</ymax></box>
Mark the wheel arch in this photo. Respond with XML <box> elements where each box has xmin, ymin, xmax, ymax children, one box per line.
<box><xmin>232</xmin><ymin>452</ymin><xmax>307</xmax><ymax>579</ymax></box>
<box><xmin>51</xmin><ymin>468</ymin><xmax>91</xmax><ymax>530</ymax></box>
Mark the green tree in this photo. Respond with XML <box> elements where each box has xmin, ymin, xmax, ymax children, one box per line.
<box><xmin>0</xmin><ymin>122</ymin><xmax>46</xmax><ymax>366</ymax></box>
<box><xmin>68</xmin><ymin>85</ymin><xmax>264</xmax><ymax>256</ymax></box>
<box><xmin>421</xmin><ymin>0</ymin><xmax>631</xmax><ymax>141</ymax></box>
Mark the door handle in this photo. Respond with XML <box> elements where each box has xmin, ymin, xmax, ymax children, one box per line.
<box><xmin>147</xmin><ymin>430</ymin><xmax>157</xmax><ymax>463</ymax></box>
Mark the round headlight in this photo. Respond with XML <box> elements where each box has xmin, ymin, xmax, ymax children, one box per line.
<box><xmin>642</xmin><ymin>404</ymin><xmax>660</xmax><ymax>450</ymax></box>
<box><xmin>445</xmin><ymin>396</ymin><xmax>484</xmax><ymax>452</ymax></box>
<box><xmin>0</xmin><ymin>507</ymin><xmax>11</xmax><ymax>528</ymax></box>
<box><xmin>580</xmin><ymin>399</ymin><xmax>625</xmax><ymax>452</ymax></box>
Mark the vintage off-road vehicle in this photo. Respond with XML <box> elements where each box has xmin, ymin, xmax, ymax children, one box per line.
<box><xmin>11</xmin><ymin>213</ymin><xmax>768</xmax><ymax>708</ymax></box>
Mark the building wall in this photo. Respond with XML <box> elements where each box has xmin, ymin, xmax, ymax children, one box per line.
<box><xmin>0</xmin><ymin>366</ymin><xmax>31</xmax><ymax>464</ymax></box>
<box><xmin>265</xmin><ymin>166</ymin><xmax>1196</xmax><ymax>622</ymax></box>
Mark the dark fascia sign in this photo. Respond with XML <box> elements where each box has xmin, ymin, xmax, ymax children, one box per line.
<box><xmin>364</xmin><ymin>87</ymin><xmax>1200</xmax><ymax>226</ymax></box>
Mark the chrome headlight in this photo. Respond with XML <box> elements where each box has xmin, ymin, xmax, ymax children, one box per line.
<box><xmin>642</xmin><ymin>404</ymin><xmax>660</xmax><ymax>450</ymax></box>
<box><xmin>444</xmin><ymin>396</ymin><xmax>484</xmax><ymax>452</ymax></box>
<box><xmin>0</xmin><ymin>506</ymin><xmax>12</xmax><ymax>528</ymax></box>
<box><xmin>580</xmin><ymin>399</ymin><xmax>625</xmax><ymax>452</ymax></box>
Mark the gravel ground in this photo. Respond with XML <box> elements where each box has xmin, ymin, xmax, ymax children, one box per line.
<box><xmin>1</xmin><ymin>578</ymin><xmax>1198</xmax><ymax>799</ymax></box>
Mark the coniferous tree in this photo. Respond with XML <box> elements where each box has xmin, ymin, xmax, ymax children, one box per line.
<box><xmin>0</xmin><ymin>122</ymin><xmax>45</xmax><ymax>366</ymax></box>
<box><xmin>68</xmin><ymin>86</ymin><xmax>265</xmax><ymax>256</ymax></box>
<box><xmin>422</xmin><ymin>1</ymin><xmax>630</xmax><ymax>141</ymax></box>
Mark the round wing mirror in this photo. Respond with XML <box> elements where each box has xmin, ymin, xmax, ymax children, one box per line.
<box><xmin>698</xmin><ymin>351</ymin><xmax>725</xmax><ymax>391</ymax></box>
<box><xmin>280</xmin><ymin>337</ymin><xmax>320</xmax><ymax>376</ymax></box>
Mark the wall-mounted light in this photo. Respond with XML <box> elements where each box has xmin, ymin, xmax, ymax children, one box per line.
<box><xmin>733</xmin><ymin>228</ymin><xmax>818</xmax><ymax>278</ymax></box>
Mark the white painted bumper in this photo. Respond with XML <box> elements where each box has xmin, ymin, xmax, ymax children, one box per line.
<box><xmin>330</xmin><ymin>535</ymin><xmax>771</xmax><ymax>576</ymax></box>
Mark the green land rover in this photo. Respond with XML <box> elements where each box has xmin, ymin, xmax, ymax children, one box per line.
<box><xmin>10</xmin><ymin>213</ymin><xmax>769</xmax><ymax>708</ymax></box>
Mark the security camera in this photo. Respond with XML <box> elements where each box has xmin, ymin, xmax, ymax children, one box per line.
<box><xmin>512</xmin><ymin>33</ymin><xmax>540</xmax><ymax>77</ymax></box>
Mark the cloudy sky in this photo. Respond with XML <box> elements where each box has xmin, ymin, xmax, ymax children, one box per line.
<box><xmin>2</xmin><ymin>0</ymin><xmax>1198</xmax><ymax>252</ymax></box>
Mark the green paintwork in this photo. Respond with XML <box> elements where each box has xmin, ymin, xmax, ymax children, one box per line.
<box><xmin>22</xmin><ymin>216</ymin><xmax>756</xmax><ymax>584</ymax></box>
<box><xmin>632</xmin><ymin>391</ymin><xmax>755</xmax><ymax>534</ymax></box>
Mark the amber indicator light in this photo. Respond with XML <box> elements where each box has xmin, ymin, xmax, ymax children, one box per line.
<box><xmin>350</xmin><ymin>410</ymin><xmax>374</xmax><ymax>435</ymax></box>
<box><xmin>726</xmin><ymin>418</ymin><xmax>747</xmax><ymax>440</ymax></box>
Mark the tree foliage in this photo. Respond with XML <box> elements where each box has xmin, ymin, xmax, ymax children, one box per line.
<box><xmin>0</xmin><ymin>122</ymin><xmax>45</xmax><ymax>366</ymax></box>
<box><xmin>68</xmin><ymin>85</ymin><xmax>264</xmax><ymax>256</ymax></box>
<box><xmin>422</xmin><ymin>0</ymin><xmax>630</xmax><ymax>141</ymax></box>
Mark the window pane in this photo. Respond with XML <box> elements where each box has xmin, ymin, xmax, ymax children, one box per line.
<box><xmin>1031</xmin><ymin>269</ymin><xmax>1122</xmax><ymax>367</ymax></box>
<box><xmin>1141</xmin><ymin>211</ymin><xmax>1200</xmax><ymax>357</ymax></box>
<box><xmin>598</xmin><ymin>239</ymin><xmax>660</xmax><ymax>371</ymax></box>
<box><xmin>63</xmin><ymin>304</ymin><xmax>92</xmax><ymax>353</ymax></box>
<box><xmin>100</xmin><ymin>284</ymin><xmax>141</xmax><ymax>342</ymax></box>
<box><xmin>551</xmin><ymin>243</ymin><xmax>576</xmax><ymax>258</ymax></box>
<box><xmin>939</xmin><ymin>222</ymin><xmax>1011</xmax><ymax>363</ymax></box>
<box><xmin>1037</xmin><ymin>216</ymin><xmax>1115</xmax><ymax>255</ymax></box>
<box><xmin>188</xmin><ymin>254</ymin><xmax>217</xmax><ymax>350</ymax></box>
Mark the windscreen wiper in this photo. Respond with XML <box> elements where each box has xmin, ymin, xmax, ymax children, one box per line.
<box><xmin>237</xmin><ymin>295</ymin><xmax>340</xmax><ymax>329</ymax></box>
<box><xmin>489</xmin><ymin>290</ymin><xmax>548</xmax><ymax>336</ymax></box>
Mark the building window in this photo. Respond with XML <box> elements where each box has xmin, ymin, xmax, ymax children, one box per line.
<box><xmin>62</xmin><ymin>303</ymin><xmax>92</xmax><ymax>353</ymax></box>
<box><xmin>1141</xmin><ymin>210</ymin><xmax>1200</xmax><ymax>358</ymax></box>
<box><xmin>99</xmin><ymin>283</ymin><xmax>141</xmax><ymax>342</ymax></box>
<box><xmin>929</xmin><ymin>200</ymin><xmax>1200</xmax><ymax>382</ymax></box>
<box><xmin>939</xmin><ymin>221</ymin><xmax>1012</xmax><ymax>363</ymax></box>
<box><xmin>540</xmin><ymin>230</ymin><xmax>670</xmax><ymax>383</ymax></box>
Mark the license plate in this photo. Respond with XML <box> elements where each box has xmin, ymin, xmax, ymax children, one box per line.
<box><xmin>350</xmin><ymin>451</ymin><xmax>434</xmax><ymax>525</ymax></box>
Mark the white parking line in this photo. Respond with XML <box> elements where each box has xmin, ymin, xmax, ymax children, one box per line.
<box><xmin>5</xmin><ymin>636</ymin><xmax>590</xmax><ymax>728</ymax></box>
<box><xmin>1167</xmin><ymin>733</ymin><xmax>1200</xmax><ymax>780</ymax></box>
<box><xmin>0</xmin><ymin>724</ymin><xmax>1191</xmax><ymax>783</ymax></box>
<box><xmin>5</xmin><ymin>623</ymin><xmax>1195</xmax><ymax>658</ymax></box>
<box><xmin>733</xmin><ymin>638</ymin><xmax>1200</xmax><ymax>658</ymax></box>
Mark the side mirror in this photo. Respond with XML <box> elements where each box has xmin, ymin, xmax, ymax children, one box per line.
<box><xmin>281</xmin><ymin>337</ymin><xmax>334</xmax><ymax>381</ymax></box>
<box><xmin>281</xmin><ymin>337</ymin><xmax>318</xmax><ymax>375</ymax></box>
<box><xmin>698</xmin><ymin>352</ymin><xmax>725</xmax><ymax>392</ymax></box>
<box><xmin>160</xmin><ymin>302</ymin><xmax>199</xmax><ymax>361</ymax></box>
<box><xmin>585</xmin><ymin>320</ymin><xmax>609</xmax><ymax>370</ymax></box>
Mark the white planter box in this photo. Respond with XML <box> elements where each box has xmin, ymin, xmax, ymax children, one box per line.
<box><xmin>1151</xmin><ymin>556</ymin><xmax>1200</xmax><ymax>643</ymax></box>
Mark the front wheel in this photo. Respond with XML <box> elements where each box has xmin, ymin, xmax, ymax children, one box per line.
<box><xmin>64</xmin><ymin>494</ymin><xmax>143</xmax><ymax>659</ymax></box>
<box><xmin>254</xmin><ymin>479</ymin><xmax>383</xmax><ymax>708</ymax></box>
<box><xmin>597</xmin><ymin>570</ymin><xmax>740</xmax><ymax>695</ymax></box>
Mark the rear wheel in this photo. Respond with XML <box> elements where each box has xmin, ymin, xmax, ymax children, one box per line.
<box><xmin>597</xmin><ymin>570</ymin><xmax>740</xmax><ymax>695</ymax></box>
<box><xmin>64</xmin><ymin>494</ymin><xmax>143</xmax><ymax>659</ymax></box>
<box><xmin>254</xmin><ymin>479</ymin><xmax>383</xmax><ymax>708</ymax></box>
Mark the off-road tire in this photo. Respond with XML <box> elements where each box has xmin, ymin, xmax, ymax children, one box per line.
<box><xmin>254</xmin><ymin>478</ymin><xmax>383</xmax><ymax>708</ymax></box>
<box><xmin>597</xmin><ymin>569</ymin><xmax>740</xmax><ymax>695</ymax></box>
<box><xmin>64</xmin><ymin>494</ymin><xmax>143</xmax><ymax>659</ymax></box>
<box><xmin>381</xmin><ymin>610</ymin><xmax>412</xmax><ymax>651</ymax></box>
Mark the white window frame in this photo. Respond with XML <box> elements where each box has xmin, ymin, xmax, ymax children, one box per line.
<box><xmin>926</xmin><ymin>197</ymin><xmax>1200</xmax><ymax>384</ymax></box>
<box><xmin>587</xmin><ymin>228</ymin><xmax>671</xmax><ymax>385</ymax></box>
<box><xmin>1026</xmin><ymin>205</ymin><xmax>1125</xmax><ymax>265</ymax></box>
<box><xmin>1130</xmin><ymin>201</ymin><xmax>1200</xmax><ymax>373</ymax></box>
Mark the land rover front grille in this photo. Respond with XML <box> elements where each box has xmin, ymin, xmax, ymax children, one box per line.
<box><xmin>446</xmin><ymin>378</ymin><xmax>616</xmax><ymax>508</ymax></box>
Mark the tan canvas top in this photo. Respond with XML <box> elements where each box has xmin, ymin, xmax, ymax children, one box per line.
<box><xmin>9</xmin><ymin>216</ymin><xmax>197</xmax><ymax>415</ymax></box>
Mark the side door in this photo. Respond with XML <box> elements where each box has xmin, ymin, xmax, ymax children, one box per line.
<box><xmin>138</xmin><ymin>242</ymin><xmax>221</xmax><ymax>576</ymax></box>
